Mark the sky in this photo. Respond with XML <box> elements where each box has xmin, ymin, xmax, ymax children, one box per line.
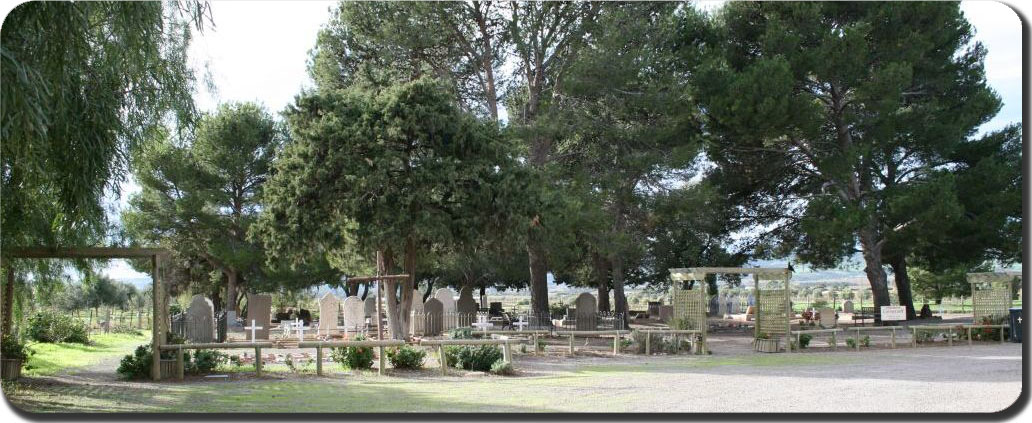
<box><xmin>102</xmin><ymin>0</ymin><xmax>1025</xmax><ymax>282</ymax></box>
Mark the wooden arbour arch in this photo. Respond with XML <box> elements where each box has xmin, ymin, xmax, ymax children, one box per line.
<box><xmin>2</xmin><ymin>247</ymin><xmax>172</xmax><ymax>380</ymax></box>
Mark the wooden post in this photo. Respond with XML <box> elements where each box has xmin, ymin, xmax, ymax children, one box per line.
<box><xmin>532</xmin><ymin>334</ymin><xmax>539</xmax><ymax>355</ymax></box>
<box><xmin>891</xmin><ymin>329</ymin><xmax>896</xmax><ymax>348</ymax></box>
<box><xmin>948</xmin><ymin>327</ymin><xmax>953</xmax><ymax>347</ymax></box>
<box><xmin>568</xmin><ymin>334</ymin><xmax>575</xmax><ymax>354</ymax></box>
<box><xmin>150</xmin><ymin>254</ymin><xmax>164</xmax><ymax>381</ymax></box>
<box><xmin>438</xmin><ymin>345</ymin><xmax>447</xmax><ymax>375</ymax></box>
<box><xmin>967</xmin><ymin>327</ymin><xmax>973</xmax><ymax>346</ymax></box>
<box><xmin>1000</xmin><ymin>326</ymin><xmax>1005</xmax><ymax>343</ymax></box>
<box><xmin>502</xmin><ymin>342</ymin><xmax>512</xmax><ymax>363</ymax></box>
<box><xmin>378</xmin><ymin>346</ymin><xmax>385</xmax><ymax>375</ymax></box>
<box><xmin>255</xmin><ymin>347</ymin><xmax>263</xmax><ymax>376</ymax></box>
<box><xmin>645</xmin><ymin>331</ymin><xmax>651</xmax><ymax>355</ymax></box>
<box><xmin>613</xmin><ymin>335</ymin><xmax>619</xmax><ymax>356</ymax></box>
<box><xmin>829</xmin><ymin>331</ymin><xmax>835</xmax><ymax>351</ymax></box>
<box><xmin>911</xmin><ymin>328</ymin><xmax>917</xmax><ymax>348</ymax></box>
<box><xmin>316</xmin><ymin>347</ymin><xmax>323</xmax><ymax>376</ymax></box>
<box><xmin>855</xmin><ymin>330</ymin><xmax>860</xmax><ymax>351</ymax></box>
<box><xmin>176</xmin><ymin>347</ymin><xmax>185</xmax><ymax>380</ymax></box>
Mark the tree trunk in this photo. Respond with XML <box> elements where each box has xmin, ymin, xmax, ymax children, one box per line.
<box><xmin>360</xmin><ymin>282</ymin><xmax>370</xmax><ymax>300</ymax></box>
<box><xmin>890</xmin><ymin>256</ymin><xmax>917</xmax><ymax>320</ymax></box>
<box><xmin>610</xmin><ymin>255</ymin><xmax>629</xmax><ymax>328</ymax></box>
<box><xmin>423</xmin><ymin>280</ymin><xmax>434</xmax><ymax>303</ymax></box>
<box><xmin>2</xmin><ymin>267</ymin><xmax>13</xmax><ymax>336</ymax></box>
<box><xmin>479</xmin><ymin>285</ymin><xmax>487</xmax><ymax>309</ymax></box>
<box><xmin>592</xmin><ymin>252</ymin><xmax>610</xmax><ymax>312</ymax></box>
<box><xmin>858</xmin><ymin>227</ymin><xmax>891</xmax><ymax>309</ymax></box>
<box><xmin>398</xmin><ymin>237</ymin><xmax>418</xmax><ymax>339</ymax></box>
<box><xmin>226</xmin><ymin>268</ymin><xmax>239</xmax><ymax>314</ymax></box>
<box><xmin>526</xmin><ymin>229</ymin><xmax>550</xmax><ymax>319</ymax></box>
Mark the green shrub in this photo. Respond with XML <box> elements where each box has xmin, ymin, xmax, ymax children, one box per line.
<box><xmin>189</xmin><ymin>350</ymin><xmax>228</xmax><ymax>374</ymax></box>
<box><xmin>1</xmin><ymin>335</ymin><xmax>33</xmax><ymax>361</ymax></box>
<box><xmin>860</xmin><ymin>335</ymin><xmax>871</xmax><ymax>348</ymax></box>
<box><xmin>798</xmin><ymin>334</ymin><xmax>812</xmax><ymax>349</ymax></box>
<box><xmin>631</xmin><ymin>330</ymin><xmax>665</xmax><ymax>353</ymax></box>
<box><xmin>331</xmin><ymin>335</ymin><xmax>374</xmax><ymax>370</ymax></box>
<box><xmin>25</xmin><ymin>311</ymin><xmax>90</xmax><ymax>344</ymax></box>
<box><xmin>450</xmin><ymin>345</ymin><xmax>503</xmax><ymax>371</ymax></box>
<box><xmin>845</xmin><ymin>338</ymin><xmax>857</xmax><ymax>348</ymax></box>
<box><xmin>490</xmin><ymin>359</ymin><xmax>514</xmax><ymax>376</ymax></box>
<box><xmin>387</xmin><ymin>345</ymin><xmax>426</xmax><ymax>370</ymax></box>
<box><xmin>109</xmin><ymin>325</ymin><xmax>142</xmax><ymax>336</ymax></box>
<box><xmin>449</xmin><ymin>327</ymin><xmax>473</xmax><ymax>339</ymax></box>
<box><xmin>117</xmin><ymin>345</ymin><xmax>156</xmax><ymax>379</ymax></box>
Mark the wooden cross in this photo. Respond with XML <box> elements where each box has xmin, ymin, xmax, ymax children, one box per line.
<box><xmin>294</xmin><ymin>320</ymin><xmax>310</xmax><ymax>341</ymax></box>
<box><xmin>245</xmin><ymin>319</ymin><xmax>263</xmax><ymax>343</ymax></box>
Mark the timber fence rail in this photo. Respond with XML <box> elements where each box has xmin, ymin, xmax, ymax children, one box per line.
<box><xmin>909</xmin><ymin>324</ymin><xmax>1009</xmax><ymax>348</ymax></box>
<box><xmin>636</xmin><ymin>329</ymin><xmax>706</xmax><ymax>355</ymax></box>
<box><xmin>298</xmin><ymin>340</ymin><xmax>406</xmax><ymax>376</ymax></box>
<box><xmin>159</xmin><ymin>342</ymin><xmax>275</xmax><ymax>380</ymax></box>
<box><xmin>788</xmin><ymin>328</ymin><xmax>842</xmax><ymax>352</ymax></box>
<box><xmin>555</xmin><ymin>330</ymin><xmax>632</xmax><ymax>355</ymax></box>
<box><xmin>418</xmin><ymin>338</ymin><xmax>526</xmax><ymax>375</ymax></box>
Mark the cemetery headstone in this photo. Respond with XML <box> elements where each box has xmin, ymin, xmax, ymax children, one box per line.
<box><xmin>435</xmin><ymin>288</ymin><xmax>457</xmax><ymax>329</ymax></box>
<box><xmin>659</xmin><ymin>305</ymin><xmax>674</xmax><ymax>323</ymax></box>
<box><xmin>574</xmin><ymin>292</ymin><xmax>598</xmax><ymax>330</ymax></box>
<box><xmin>647</xmin><ymin>301</ymin><xmax>662</xmax><ymax>318</ymax></box>
<box><xmin>457</xmin><ymin>286</ymin><xmax>477</xmax><ymax>327</ymax></box>
<box><xmin>364</xmin><ymin>297</ymin><xmax>377</xmax><ymax>318</ymax></box>
<box><xmin>731</xmin><ymin>298</ymin><xmax>741</xmax><ymax>314</ymax></box>
<box><xmin>489</xmin><ymin>302</ymin><xmax>503</xmax><ymax>317</ymax></box>
<box><xmin>245</xmin><ymin>294</ymin><xmax>272</xmax><ymax>340</ymax></box>
<box><xmin>708</xmin><ymin>295</ymin><xmax>721</xmax><ymax>317</ymax></box>
<box><xmin>424</xmin><ymin>298</ymin><xmax>444</xmax><ymax>336</ymax></box>
<box><xmin>717</xmin><ymin>294</ymin><xmax>728</xmax><ymax>316</ymax></box>
<box><xmin>318</xmin><ymin>292</ymin><xmax>340</xmax><ymax>336</ymax></box>
<box><xmin>842</xmin><ymin>300</ymin><xmax>854</xmax><ymax>314</ymax></box>
<box><xmin>818</xmin><ymin>307</ymin><xmax>837</xmax><ymax>328</ymax></box>
<box><xmin>342</xmin><ymin>296</ymin><xmax>365</xmax><ymax>333</ymax></box>
<box><xmin>185</xmin><ymin>295</ymin><xmax>215</xmax><ymax>343</ymax></box>
<box><xmin>410</xmin><ymin>290</ymin><xmax>425</xmax><ymax>335</ymax></box>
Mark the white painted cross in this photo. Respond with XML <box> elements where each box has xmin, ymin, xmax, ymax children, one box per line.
<box><xmin>513</xmin><ymin>315</ymin><xmax>528</xmax><ymax>332</ymax></box>
<box><xmin>294</xmin><ymin>321</ymin><xmax>311</xmax><ymax>341</ymax></box>
<box><xmin>472</xmin><ymin>313</ymin><xmax>492</xmax><ymax>332</ymax></box>
<box><xmin>244</xmin><ymin>319</ymin><xmax>263</xmax><ymax>343</ymax></box>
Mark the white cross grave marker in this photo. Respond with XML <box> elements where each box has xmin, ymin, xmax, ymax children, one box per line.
<box><xmin>245</xmin><ymin>320</ymin><xmax>263</xmax><ymax>343</ymax></box>
<box><xmin>513</xmin><ymin>315</ymin><xmax>528</xmax><ymax>332</ymax></box>
<box><xmin>295</xmin><ymin>320</ymin><xmax>310</xmax><ymax>341</ymax></box>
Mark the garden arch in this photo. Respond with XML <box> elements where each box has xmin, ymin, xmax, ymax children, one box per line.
<box><xmin>1</xmin><ymin>247</ymin><xmax>172</xmax><ymax>380</ymax></box>
<box><xmin>670</xmin><ymin>267</ymin><xmax>793</xmax><ymax>351</ymax></box>
<box><xmin>967</xmin><ymin>271</ymin><xmax>1020</xmax><ymax>323</ymax></box>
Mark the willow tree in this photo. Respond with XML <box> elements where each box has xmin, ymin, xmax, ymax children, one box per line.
<box><xmin>254</xmin><ymin>79</ymin><xmax>531</xmax><ymax>339</ymax></box>
<box><xmin>696</xmin><ymin>2</ymin><xmax>1002</xmax><ymax>311</ymax></box>
<box><xmin>0</xmin><ymin>1</ymin><xmax>207</xmax><ymax>333</ymax></box>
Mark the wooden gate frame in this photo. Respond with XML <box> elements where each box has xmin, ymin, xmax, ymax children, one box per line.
<box><xmin>2</xmin><ymin>247</ymin><xmax>171</xmax><ymax>380</ymax></box>
<box><xmin>669</xmin><ymin>267</ymin><xmax>793</xmax><ymax>350</ymax></box>
<box><xmin>967</xmin><ymin>271</ymin><xmax>1020</xmax><ymax>323</ymax></box>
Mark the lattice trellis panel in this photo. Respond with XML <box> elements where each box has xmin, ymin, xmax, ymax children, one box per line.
<box><xmin>671</xmin><ymin>282</ymin><xmax>706</xmax><ymax>331</ymax></box>
<box><xmin>971</xmin><ymin>280</ymin><xmax>1014</xmax><ymax>323</ymax></box>
<box><xmin>755</xmin><ymin>276</ymin><xmax>791</xmax><ymax>337</ymax></box>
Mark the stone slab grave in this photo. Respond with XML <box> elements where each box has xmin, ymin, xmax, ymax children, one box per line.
<box><xmin>731</xmin><ymin>298</ymin><xmax>741</xmax><ymax>314</ymax></box>
<box><xmin>318</xmin><ymin>292</ymin><xmax>340</xmax><ymax>336</ymax></box>
<box><xmin>435</xmin><ymin>288</ymin><xmax>457</xmax><ymax>329</ymax></box>
<box><xmin>342</xmin><ymin>296</ymin><xmax>365</xmax><ymax>334</ymax></box>
<box><xmin>410</xmin><ymin>290</ymin><xmax>425</xmax><ymax>335</ymax></box>
<box><xmin>424</xmin><ymin>298</ymin><xmax>444</xmax><ymax>336</ymax></box>
<box><xmin>659</xmin><ymin>305</ymin><xmax>673</xmax><ymax>323</ymax></box>
<box><xmin>718</xmin><ymin>294</ymin><xmax>728</xmax><ymax>316</ymax></box>
<box><xmin>457</xmin><ymin>286</ymin><xmax>477</xmax><ymax>327</ymax></box>
<box><xmin>708</xmin><ymin>295</ymin><xmax>721</xmax><ymax>317</ymax></box>
<box><xmin>842</xmin><ymin>300</ymin><xmax>854</xmax><ymax>314</ymax></box>
<box><xmin>574</xmin><ymin>292</ymin><xmax>598</xmax><ymax>330</ymax></box>
<box><xmin>245</xmin><ymin>294</ymin><xmax>272</xmax><ymax>341</ymax></box>
<box><xmin>364</xmin><ymin>296</ymin><xmax>377</xmax><ymax>319</ymax></box>
<box><xmin>818</xmin><ymin>307</ymin><xmax>837</xmax><ymax>328</ymax></box>
<box><xmin>185</xmin><ymin>295</ymin><xmax>215</xmax><ymax>343</ymax></box>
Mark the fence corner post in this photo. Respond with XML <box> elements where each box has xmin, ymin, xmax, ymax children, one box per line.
<box><xmin>316</xmin><ymin>346</ymin><xmax>323</xmax><ymax>376</ymax></box>
<box><xmin>255</xmin><ymin>346</ymin><xmax>262</xmax><ymax>377</ymax></box>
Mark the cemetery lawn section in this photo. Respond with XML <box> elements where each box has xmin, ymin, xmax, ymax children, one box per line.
<box><xmin>3</xmin><ymin>341</ymin><xmax>1021</xmax><ymax>414</ymax></box>
<box><xmin>22</xmin><ymin>331</ymin><xmax>150</xmax><ymax>377</ymax></box>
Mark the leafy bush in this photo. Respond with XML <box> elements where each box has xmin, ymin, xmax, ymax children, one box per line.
<box><xmin>284</xmin><ymin>354</ymin><xmax>314</xmax><ymax>374</ymax></box>
<box><xmin>189</xmin><ymin>350</ymin><xmax>228</xmax><ymax>374</ymax></box>
<box><xmin>386</xmin><ymin>345</ymin><xmax>426</xmax><ymax>370</ymax></box>
<box><xmin>449</xmin><ymin>327</ymin><xmax>473</xmax><ymax>339</ymax></box>
<box><xmin>109</xmin><ymin>325</ymin><xmax>142</xmax><ymax>336</ymax></box>
<box><xmin>798</xmin><ymin>334</ymin><xmax>812</xmax><ymax>349</ymax></box>
<box><xmin>860</xmin><ymin>335</ymin><xmax>871</xmax><ymax>348</ymax></box>
<box><xmin>451</xmin><ymin>345</ymin><xmax>503</xmax><ymax>372</ymax></box>
<box><xmin>25</xmin><ymin>311</ymin><xmax>90</xmax><ymax>344</ymax></box>
<box><xmin>331</xmin><ymin>335</ymin><xmax>374</xmax><ymax>370</ymax></box>
<box><xmin>117</xmin><ymin>345</ymin><xmax>157</xmax><ymax>379</ymax></box>
<box><xmin>631</xmin><ymin>330</ymin><xmax>665</xmax><ymax>353</ymax></box>
<box><xmin>845</xmin><ymin>338</ymin><xmax>856</xmax><ymax>348</ymax></box>
<box><xmin>1</xmin><ymin>336</ymin><xmax>33</xmax><ymax>361</ymax></box>
<box><xmin>490</xmin><ymin>359</ymin><xmax>514</xmax><ymax>376</ymax></box>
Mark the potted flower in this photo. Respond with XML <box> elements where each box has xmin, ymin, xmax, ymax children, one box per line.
<box><xmin>1</xmin><ymin>335</ymin><xmax>33</xmax><ymax>380</ymax></box>
<box><xmin>753</xmin><ymin>332</ymin><xmax>780</xmax><ymax>353</ymax></box>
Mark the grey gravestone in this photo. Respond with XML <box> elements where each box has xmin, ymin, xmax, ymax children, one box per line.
<box><xmin>842</xmin><ymin>300</ymin><xmax>854</xmax><ymax>314</ymax></box>
<box><xmin>574</xmin><ymin>292</ymin><xmax>598</xmax><ymax>330</ymax></box>
<box><xmin>647</xmin><ymin>301</ymin><xmax>662</xmax><ymax>318</ymax></box>
<box><xmin>245</xmin><ymin>294</ymin><xmax>272</xmax><ymax>340</ymax></box>
<box><xmin>410</xmin><ymin>290</ymin><xmax>425</xmax><ymax>335</ymax></box>
<box><xmin>457</xmin><ymin>286</ymin><xmax>477</xmax><ymax>327</ymax></box>
<box><xmin>708</xmin><ymin>295</ymin><xmax>721</xmax><ymax>317</ymax></box>
<box><xmin>731</xmin><ymin>298</ymin><xmax>741</xmax><ymax>314</ymax></box>
<box><xmin>717</xmin><ymin>294</ymin><xmax>728</xmax><ymax>316</ymax></box>
<box><xmin>659</xmin><ymin>305</ymin><xmax>674</xmax><ymax>323</ymax></box>
<box><xmin>434</xmin><ymin>288</ymin><xmax>457</xmax><ymax>330</ymax></box>
<box><xmin>342</xmin><ymin>296</ymin><xmax>365</xmax><ymax>333</ymax></box>
<box><xmin>424</xmin><ymin>298</ymin><xmax>444</xmax><ymax>336</ymax></box>
<box><xmin>185</xmin><ymin>295</ymin><xmax>214</xmax><ymax>343</ymax></box>
<box><xmin>225</xmin><ymin>311</ymin><xmax>242</xmax><ymax>331</ymax></box>
<box><xmin>818</xmin><ymin>307</ymin><xmax>837</xmax><ymax>328</ymax></box>
<box><xmin>318</xmin><ymin>292</ymin><xmax>340</xmax><ymax>336</ymax></box>
<box><xmin>364</xmin><ymin>296</ymin><xmax>377</xmax><ymax>318</ymax></box>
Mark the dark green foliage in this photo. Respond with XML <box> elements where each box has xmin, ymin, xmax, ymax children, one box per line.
<box><xmin>0</xmin><ymin>336</ymin><xmax>33</xmax><ymax>361</ymax></box>
<box><xmin>386</xmin><ymin>346</ymin><xmax>426</xmax><ymax>370</ymax></box>
<box><xmin>117</xmin><ymin>345</ymin><xmax>156</xmax><ymax>380</ymax></box>
<box><xmin>798</xmin><ymin>334</ymin><xmax>812</xmax><ymax>349</ymax></box>
<box><xmin>25</xmin><ymin>311</ymin><xmax>90</xmax><ymax>344</ymax></box>
<box><xmin>449</xmin><ymin>328</ymin><xmax>473</xmax><ymax>340</ymax></box>
<box><xmin>331</xmin><ymin>336</ymin><xmax>375</xmax><ymax>370</ymax></box>
<box><xmin>489</xmin><ymin>359</ymin><xmax>514</xmax><ymax>376</ymax></box>
<box><xmin>450</xmin><ymin>345</ymin><xmax>503</xmax><ymax>372</ymax></box>
<box><xmin>116</xmin><ymin>345</ymin><xmax>227</xmax><ymax>379</ymax></box>
<box><xmin>188</xmin><ymin>350</ymin><xmax>228</xmax><ymax>374</ymax></box>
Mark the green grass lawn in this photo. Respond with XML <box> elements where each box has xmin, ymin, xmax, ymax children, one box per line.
<box><xmin>23</xmin><ymin>331</ymin><xmax>151</xmax><ymax>377</ymax></box>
